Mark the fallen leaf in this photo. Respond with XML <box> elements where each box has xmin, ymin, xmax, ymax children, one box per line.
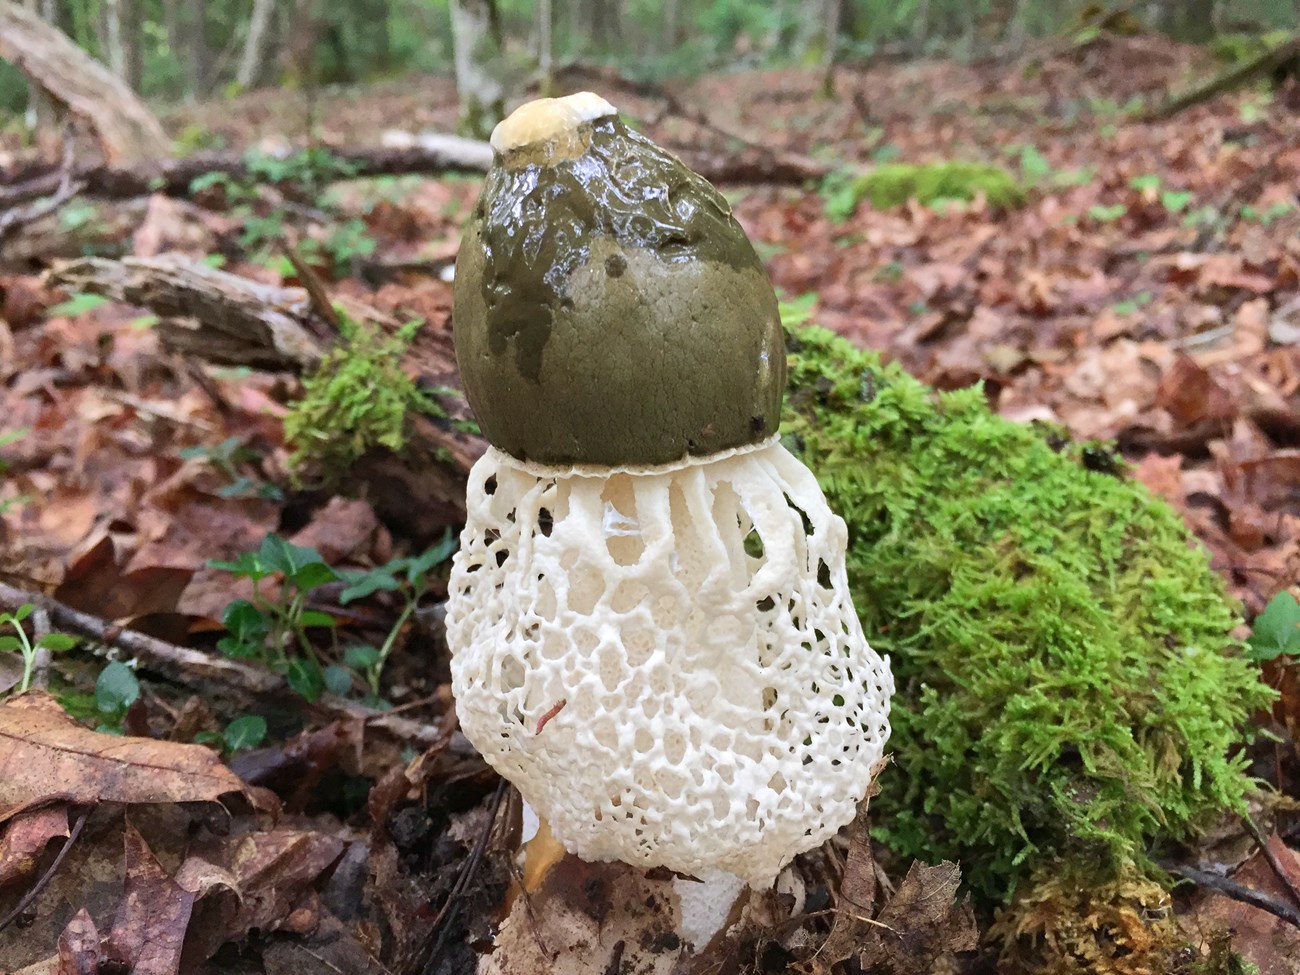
<box><xmin>858</xmin><ymin>861</ymin><xmax>978</xmax><ymax>975</ymax></box>
<box><xmin>1156</xmin><ymin>354</ymin><xmax>1237</xmax><ymax>428</ymax></box>
<box><xmin>103</xmin><ymin>822</ymin><xmax>196</xmax><ymax>975</ymax></box>
<box><xmin>0</xmin><ymin>804</ymin><xmax>69</xmax><ymax>887</ymax></box>
<box><xmin>56</xmin><ymin>907</ymin><xmax>100</xmax><ymax>975</ymax></box>
<box><xmin>0</xmin><ymin>693</ymin><xmax>272</xmax><ymax>821</ymax></box>
<box><xmin>56</xmin><ymin>535</ymin><xmax>192</xmax><ymax>621</ymax></box>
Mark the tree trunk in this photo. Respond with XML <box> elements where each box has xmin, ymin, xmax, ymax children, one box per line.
<box><xmin>236</xmin><ymin>0</ymin><xmax>277</xmax><ymax>88</ymax></box>
<box><xmin>662</xmin><ymin>0</ymin><xmax>679</xmax><ymax>52</ymax></box>
<box><xmin>101</xmin><ymin>0</ymin><xmax>126</xmax><ymax>79</ymax></box>
<box><xmin>820</xmin><ymin>0</ymin><xmax>841</xmax><ymax>98</ymax></box>
<box><xmin>0</xmin><ymin>1</ymin><xmax>170</xmax><ymax>165</ymax></box>
<box><xmin>449</xmin><ymin>0</ymin><xmax>504</xmax><ymax>139</ymax></box>
<box><xmin>537</xmin><ymin>0</ymin><xmax>553</xmax><ymax>96</ymax></box>
<box><xmin>1162</xmin><ymin>0</ymin><xmax>1217</xmax><ymax>42</ymax></box>
<box><xmin>181</xmin><ymin>0</ymin><xmax>210</xmax><ymax>99</ymax></box>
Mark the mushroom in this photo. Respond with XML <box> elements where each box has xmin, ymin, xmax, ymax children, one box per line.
<box><xmin>447</xmin><ymin>92</ymin><xmax>892</xmax><ymax>888</ymax></box>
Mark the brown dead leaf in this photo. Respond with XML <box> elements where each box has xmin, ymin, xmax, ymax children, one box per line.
<box><xmin>103</xmin><ymin>821</ymin><xmax>196</xmax><ymax>975</ymax></box>
<box><xmin>55</xmin><ymin>535</ymin><xmax>192</xmax><ymax>621</ymax></box>
<box><xmin>189</xmin><ymin>828</ymin><xmax>345</xmax><ymax>938</ymax></box>
<box><xmin>0</xmin><ymin>693</ymin><xmax>271</xmax><ymax>821</ymax></box>
<box><xmin>56</xmin><ymin>907</ymin><xmax>99</xmax><ymax>975</ymax></box>
<box><xmin>1183</xmin><ymin>834</ymin><xmax>1300</xmax><ymax>975</ymax></box>
<box><xmin>0</xmin><ymin>804</ymin><xmax>69</xmax><ymax>887</ymax></box>
<box><xmin>858</xmin><ymin>861</ymin><xmax>978</xmax><ymax>975</ymax></box>
<box><xmin>1156</xmin><ymin>355</ymin><xmax>1237</xmax><ymax>428</ymax></box>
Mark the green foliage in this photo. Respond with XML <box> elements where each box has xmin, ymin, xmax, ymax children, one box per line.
<box><xmin>337</xmin><ymin>528</ymin><xmax>458</xmax><ymax>698</ymax></box>
<box><xmin>45</xmin><ymin>293</ymin><xmax>110</xmax><ymax>318</ymax></box>
<box><xmin>825</xmin><ymin>161</ymin><xmax>1026</xmax><ymax>220</ymax></box>
<box><xmin>179</xmin><ymin>436</ymin><xmax>283</xmax><ymax>500</ymax></box>
<box><xmin>0</xmin><ymin>605</ymin><xmax>78</xmax><ymax>694</ymax></box>
<box><xmin>94</xmin><ymin>660</ymin><xmax>140</xmax><ymax>729</ymax></box>
<box><xmin>0</xmin><ymin>427</ymin><xmax>29</xmax><ymax>515</ymax></box>
<box><xmin>1246</xmin><ymin>591</ymin><xmax>1300</xmax><ymax>662</ymax></box>
<box><xmin>780</xmin><ymin>321</ymin><xmax>1272</xmax><ymax>906</ymax></box>
<box><xmin>211</xmin><ymin>534</ymin><xmax>339</xmax><ymax>701</ymax></box>
<box><xmin>284</xmin><ymin>314</ymin><xmax>444</xmax><ymax>481</ymax></box>
<box><xmin>221</xmin><ymin>714</ymin><xmax>268</xmax><ymax>751</ymax></box>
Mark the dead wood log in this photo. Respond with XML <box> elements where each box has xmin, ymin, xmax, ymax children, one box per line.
<box><xmin>0</xmin><ymin>197</ymin><xmax>148</xmax><ymax>267</ymax></box>
<box><xmin>45</xmin><ymin>255</ymin><xmax>483</xmax><ymax>536</ymax></box>
<box><xmin>0</xmin><ymin>1</ymin><xmax>170</xmax><ymax>166</ymax></box>
<box><xmin>0</xmin><ymin>136</ymin><xmax>496</xmax><ymax>211</ymax></box>
<box><xmin>1145</xmin><ymin>31</ymin><xmax>1300</xmax><ymax>121</ymax></box>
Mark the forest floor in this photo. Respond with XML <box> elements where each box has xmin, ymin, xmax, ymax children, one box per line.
<box><xmin>1</xmin><ymin>30</ymin><xmax>1299</xmax><ymax>975</ymax></box>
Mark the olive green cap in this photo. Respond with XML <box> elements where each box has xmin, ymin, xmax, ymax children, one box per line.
<box><xmin>453</xmin><ymin>92</ymin><xmax>785</xmax><ymax>466</ymax></box>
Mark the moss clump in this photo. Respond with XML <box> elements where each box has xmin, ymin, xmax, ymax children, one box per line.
<box><xmin>836</xmin><ymin>161</ymin><xmax>1026</xmax><ymax>217</ymax></box>
<box><xmin>285</xmin><ymin>315</ymin><xmax>443</xmax><ymax>481</ymax></box>
<box><xmin>781</xmin><ymin>324</ymin><xmax>1270</xmax><ymax>907</ymax></box>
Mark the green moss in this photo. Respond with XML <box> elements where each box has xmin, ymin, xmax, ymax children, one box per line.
<box><xmin>835</xmin><ymin>161</ymin><xmax>1026</xmax><ymax>217</ymax></box>
<box><xmin>285</xmin><ymin>315</ymin><xmax>444</xmax><ymax>482</ymax></box>
<box><xmin>780</xmin><ymin>324</ymin><xmax>1271</xmax><ymax>907</ymax></box>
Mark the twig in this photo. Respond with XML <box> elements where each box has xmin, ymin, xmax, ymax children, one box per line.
<box><xmin>422</xmin><ymin>779</ymin><xmax>509</xmax><ymax>974</ymax></box>
<box><xmin>1241</xmin><ymin>815</ymin><xmax>1300</xmax><ymax>910</ymax></box>
<box><xmin>0</xmin><ymin>807</ymin><xmax>88</xmax><ymax>933</ymax></box>
<box><xmin>281</xmin><ymin>240</ymin><xmax>342</xmax><ymax>332</ymax></box>
<box><xmin>0</xmin><ymin>581</ymin><xmax>450</xmax><ymax>748</ymax></box>
<box><xmin>1164</xmin><ymin>861</ymin><xmax>1300</xmax><ymax>930</ymax></box>
<box><xmin>0</xmin><ymin>137</ymin><xmax>84</xmax><ymax>251</ymax></box>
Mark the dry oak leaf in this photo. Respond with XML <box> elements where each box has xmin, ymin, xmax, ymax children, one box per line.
<box><xmin>0</xmin><ymin>804</ymin><xmax>69</xmax><ymax>886</ymax></box>
<box><xmin>0</xmin><ymin>693</ymin><xmax>273</xmax><ymax>822</ymax></box>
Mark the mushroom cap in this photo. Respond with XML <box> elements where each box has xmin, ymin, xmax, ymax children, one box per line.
<box><xmin>453</xmin><ymin>92</ymin><xmax>785</xmax><ymax>466</ymax></box>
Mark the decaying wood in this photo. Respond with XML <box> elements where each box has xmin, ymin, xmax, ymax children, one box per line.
<box><xmin>48</xmin><ymin>255</ymin><xmax>327</xmax><ymax>370</ymax></box>
<box><xmin>0</xmin><ymin>196</ymin><xmax>148</xmax><ymax>267</ymax></box>
<box><xmin>1146</xmin><ymin>31</ymin><xmax>1300</xmax><ymax>121</ymax></box>
<box><xmin>45</xmin><ymin>254</ymin><xmax>483</xmax><ymax>534</ymax></box>
<box><xmin>0</xmin><ymin>136</ymin><xmax>496</xmax><ymax>211</ymax></box>
<box><xmin>0</xmin><ymin>1</ymin><xmax>170</xmax><ymax>166</ymax></box>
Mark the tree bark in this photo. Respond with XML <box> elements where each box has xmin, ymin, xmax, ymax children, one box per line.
<box><xmin>237</xmin><ymin>0</ymin><xmax>278</xmax><ymax>88</ymax></box>
<box><xmin>537</xmin><ymin>0</ymin><xmax>553</xmax><ymax>96</ymax></box>
<box><xmin>449</xmin><ymin>0</ymin><xmax>504</xmax><ymax>139</ymax></box>
<box><xmin>820</xmin><ymin>0</ymin><xmax>841</xmax><ymax>98</ymax></box>
<box><xmin>0</xmin><ymin>1</ymin><xmax>170</xmax><ymax>165</ymax></box>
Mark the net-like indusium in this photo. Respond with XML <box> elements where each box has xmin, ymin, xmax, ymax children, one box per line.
<box><xmin>447</xmin><ymin>437</ymin><xmax>893</xmax><ymax>885</ymax></box>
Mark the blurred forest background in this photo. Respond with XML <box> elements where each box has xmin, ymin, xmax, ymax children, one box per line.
<box><xmin>1</xmin><ymin>0</ymin><xmax>1298</xmax><ymax>126</ymax></box>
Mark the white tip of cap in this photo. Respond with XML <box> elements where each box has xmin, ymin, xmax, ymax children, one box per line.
<box><xmin>490</xmin><ymin>92</ymin><xmax>618</xmax><ymax>154</ymax></box>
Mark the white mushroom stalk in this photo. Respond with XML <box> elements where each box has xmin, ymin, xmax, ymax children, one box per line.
<box><xmin>447</xmin><ymin>92</ymin><xmax>892</xmax><ymax>888</ymax></box>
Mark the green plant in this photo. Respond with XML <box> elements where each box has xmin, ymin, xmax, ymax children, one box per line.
<box><xmin>94</xmin><ymin>660</ymin><xmax>140</xmax><ymax>730</ymax></box>
<box><xmin>1245</xmin><ymin>591</ymin><xmax>1300</xmax><ymax>663</ymax></box>
<box><xmin>179</xmin><ymin>436</ymin><xmax>283</xmax><ymax>500</ymax></box>
<box><xmin>283</xmin><ymin>313</ymin><xmax>446</xmax><ymax>481</ymax></box>
<box><xmin>337</xmin><ymin>529</ymin><xmax>458</xmax><ymax>698</ymax></box>
<box><xmin>0</xmin><ymin>605</ymin><xmax>77</xmax><ymax>694</ymax></box>
<box><xmin>211</xmin><ymin>534</ymin><xmax>342</xmax><ymax>701</ymax></box>
<box><xmin>1087</xmin><ymin>203</ymin><xmax>1127</xmax><ymax>223</ymax></box>
<box><xmin>0</xmin><ymin>427</ymin><xmax>29</xmax><ymax>515</ymax></box>
<box><xmin>780</xmin><ymin>319</ymin><xmax>1272</xmax><ymax>907</ymax></box>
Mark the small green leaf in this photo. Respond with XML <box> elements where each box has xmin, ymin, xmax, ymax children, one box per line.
<box><xmin>222</xmin><ymin>599</ymin><xmax>269</xmax><ymax>643</ymax></box>
<box><xmin>339</xmin><ymin>568</ymin><xmax>400</xmax><ymax>603</ymax></box>
<box><xmin>0</xmin><ymin>635</ymin><xmax>21</xmax><ymax>651</ymax></box>
<box><xmin>224</xmin><ymin>714</ymin><xmax>267</xmax><ymax>751</ymax></box>
<box><xmin>37</xmin><ymin>633</ymin><xmax>77</xmax><ymax>652</ymax></box>
<box><xmin>46</xmin><ymin>293</ymin><xmax>109</xmax><ymax>318</ymax></box>
<box><xmin>95</xmin><ymin>661</ymin><xmax>140</xmax><ymax>715</ymax></box>
<box><xmin>1129</xmin><ymin>173</ymin><xmax>1161</xmax><ymax>192</ymax></box>
<box><xmin>298</xmin><ymin>610</ymin><xmax>337</xmax><ymax>629</ymax></box>
<box><xmin>408</xmin><ymin>529</ymin><xmax>458</xmax><ymax>582</ymax></box>
<box><xmin>1160</xmin><ymin>190</ymin><xmax>1193</xmax><ymax>213</ymax></box>
<box><xmin>323</xmin><ymin>665</ymin><xmax>352</xmax><ymax>696</ymax></box>
<box><xmin>13</xmin><ymin>604</ymin><xmax>32</xmax><ymax>623</ymax></box>
<box><xmin>217</xmin><ymin>637</ymin><xmax>262</xmax><ymax>659</ymax></box>
<box><xmin>210</xmin><ymin>551</ymin><xmax>270</xmax><ymax>580</ymax></box>
<box><xmin>344</xmin><ymin>645</ymin><xmax>382</xmax><ymax>670</ymax></box>
<box><xmin>287</xmin><ymin>659</ymin><xmax>324</xmax><ymax>701</ymax></box>
<box><xmin>1087</xmin><ymin>203</ymin><xmax>1127</xmax><ymax>223</ymax></box>
<box><xmin>1247</xmin><ymin>591</ymin><xmax>1300</xmax><ymax>662</ymax></box>
<box><xmin>289</xmin><ymin>561</ymin><xmax>339</xmax><ymax>591</ymax></box>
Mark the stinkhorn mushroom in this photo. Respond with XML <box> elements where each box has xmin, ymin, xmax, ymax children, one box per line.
<box><xmin>447</xmin><ymin>92</ymin><xmax>892</xmax><ymax>888</ymax></box>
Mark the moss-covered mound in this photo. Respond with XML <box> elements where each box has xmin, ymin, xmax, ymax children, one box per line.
<box><xmin>781</xmin><ymin>325</ymin><xmax>1270</xmax><ymax>906</ymax></box>
<box><xmin>839</xmin><ymin>161</ymin><xmax>1026</xmax><ymax>216</ymax></box>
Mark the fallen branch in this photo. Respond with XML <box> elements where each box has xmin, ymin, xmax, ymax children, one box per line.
<box><xmin>1145</xmin><ymin>31</ymin><xmax>1300</xmax><ymax>121</ymax></box>
<box><xmin>0</xmin><ymin>581</ymin><xmax>451</xmax><ymax>748</ymax></box>
<box><xmin>0</xmin><ymin>136</ymin><xmax>494</xmax><ymax>210</ymax></box>
<box><xmin>1163</xmin><ymin>861</ymin><xmax>1300</xmax><ymax>930</ymax></box>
